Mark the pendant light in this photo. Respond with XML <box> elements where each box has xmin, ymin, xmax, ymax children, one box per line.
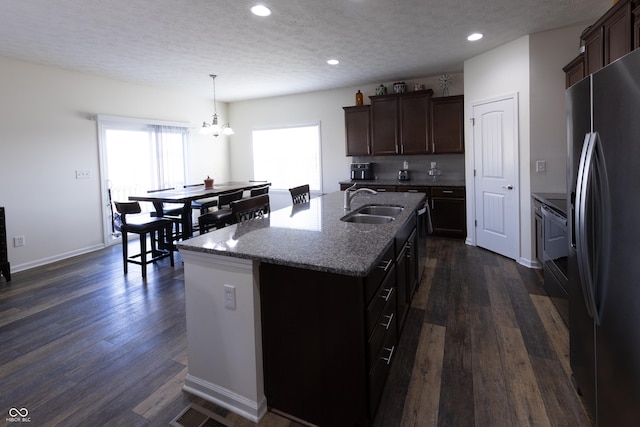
<box><xmin>200</xmin><ymin>74</ymin><xmax>234</xmax><ymax>137</ymax></box>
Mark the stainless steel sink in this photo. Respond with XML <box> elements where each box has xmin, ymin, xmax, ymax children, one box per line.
<box><xmin>341</xmin><ymin>213</ymin><xmax>395</xmax><ymax>224</ymax></box>
<box><xmin>356</xmin><ymin>205</ymin><xmax>404</xmax><ymax>217</ymax></box>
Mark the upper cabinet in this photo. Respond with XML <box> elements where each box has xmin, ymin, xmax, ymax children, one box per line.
<box><xmin>343</xmin><ymin>105</ymin><xmax>371</xmax><ymax>156</ymax></box>
<box><xmin>344</xmin><ymin>91</ymin><xmax>465</xmax><ymax>156</ymax></box>
<box><xmin>370</xmin><ymin>90</ymin><xmax>433</xmax><ymax>155</ymax></box>
<box><xmin>564</xmin><ymin>0</ymin><xmax>637</xmax><ymax>87</ymax></box>
<box><xmin>430</xmin><ymin>95</ymin><xmax>465</xmax><ymax>154</ymax></box>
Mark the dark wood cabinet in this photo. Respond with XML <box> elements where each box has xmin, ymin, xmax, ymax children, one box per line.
<box><xmin>430</xmin><ymin>95</ymin><xmax>465</xmax><ymax>154</ymax></box>
<box><xmin>370</xmin><ymin>96</ymin><xmax>399</xmax><ymax>155</ymax></box>
<box><xmin>344</xmin><ymin>105</ymin><xmax>371</xmax><ymax>156</ymax></box>
<box><xmin>562</xmin><ymin>54</ymin><xmax>585</xmax><ymax>89</ymax></box>
<box><xmin>368</xmin><ymin>90</ymin><xmax>433</xmax><ymax>155</ymax></box>
<box><xmin>260</xmin><ymin>234</ymin><xmax>408</xmax><ymax>426</ymax></box>
<box><xmin>571</xmin><ymin>0</ymin><xmax>635</xmax><ymax>79</ymax></box>
<box><xmin>399</xmin><ymin>91</ymin><xmax>431</xmax><ymax>154</ymax></box>
<box><xmin>0</xmin><ymin>207</ymin><xmax>10</xmax><ymax>282</ymax></box>
<box><xmin>430</xmin><ymin>186</ymin><xmax>466</xmax><ymax>237</ymax></box>
<box><xmin>634</xmin><ymin>5</ymin><xmax>640</xmax><ymax>49</ymax></box>
<box><xmin>340</xmin><ymin>183</ymin><xmax>397</xmax><ymax>192</ymax></box>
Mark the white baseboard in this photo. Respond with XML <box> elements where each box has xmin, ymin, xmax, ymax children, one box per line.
<box><xmin>183</xmin><ymin>374</ymin><xmax>267</xmax><ymax>423</ymax></box>
<box><xmin>10</xmin><ymin>244</ymin><xmax>105</xmax><ymax>273</ymax></box>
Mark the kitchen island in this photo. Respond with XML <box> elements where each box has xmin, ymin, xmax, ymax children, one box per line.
<box><xmin>177</xmin><ymin>190</ymin><xmax>425</xmax><ymax>425</ymax></box>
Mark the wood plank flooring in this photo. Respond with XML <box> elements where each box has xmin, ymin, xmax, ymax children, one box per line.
<box><xmin>0</xmin><ymin>237</ymin><xmax>590</xmax><ymax>426</ymax></box>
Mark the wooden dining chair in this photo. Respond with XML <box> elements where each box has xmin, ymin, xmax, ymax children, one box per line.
<box><xmin>230</xmin><ymin>194</ymin><xmax>270</xmax><ymax>223</ymax></box>
<box><xmin>198</xmin><ymin>189</ymin><xmax>244</xmax><ymax>233</ymax></box>
<box><xmin>250</xmin><ymin>185</ymin><xmax>270</xmax><ymax>197</ymax></box>
<box><xmin>184</xmin><ymin>184</ymin><xmax>218</xmax><ymax>214</ymax></box>
<box><xmin>113</xmin><ymin>201</ymin><xmax>174</xmax><ymax>278</ymax></box>
<box><xmin>289</xmin><ymin>184</ymin><xmax>310</xmax><ymax>205</ymax></box>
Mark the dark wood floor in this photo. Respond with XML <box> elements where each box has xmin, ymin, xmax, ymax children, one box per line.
<box><xmin>0</xmin><ymin>237</ymin><xmax>590</xmax><ymax>426</ymax></box>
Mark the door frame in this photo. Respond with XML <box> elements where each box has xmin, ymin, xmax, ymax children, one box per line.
<box><xmin>467</xmin><ymin>93</ymin><xmax>520</xmax><ymax>260</ymax></box>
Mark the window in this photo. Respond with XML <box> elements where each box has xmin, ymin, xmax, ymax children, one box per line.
<box><xmin>97</xmin><ymin>115</ymin><xmax>190</xmax><ymax>241</ymax></box>
<box><xmin>252</xmin><ymin>123</ymin><xmax>322</xmax><ymax>192</ymax></box>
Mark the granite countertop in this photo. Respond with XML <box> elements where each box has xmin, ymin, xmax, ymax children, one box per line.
<box><xmin>340</xmin><ymin>178</ymin><xmax>465</xmax><ymax>187</ymax></box>
<box><xmin>177</xmin><ymin>191</ymin><xmax>425</xmax><ymax>277</ymax></box>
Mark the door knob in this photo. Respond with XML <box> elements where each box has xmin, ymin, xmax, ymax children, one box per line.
<box><xmin>503</xmin><ymin>185</ymin><xmax>514</xmax><ymax>190</ymax></box>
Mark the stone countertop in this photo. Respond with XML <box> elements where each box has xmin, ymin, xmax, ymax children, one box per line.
<box><xmin>177</xmin><ymin>191</ymin><xmax>425</xmax><ymax>277</ymax></box>
<box><xmin>339</xmin><ymin>178</ymin><xmax>465</xmax><ymax>187</ymax></box>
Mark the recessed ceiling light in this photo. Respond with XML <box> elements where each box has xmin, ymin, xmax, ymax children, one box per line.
<box><xmin>467</xmin><ymin>33</ymin><xmax>484</xmax><ymax>41</ymax></box>
<box><xmin>327</xmin><ymin>59</ymin><xmax>339</xmax><ymax>65</ymax></box>
<box><xmin>251</xmin><ymin>4</ymin><xmax>272</xmax><ymax>17</ymax></box>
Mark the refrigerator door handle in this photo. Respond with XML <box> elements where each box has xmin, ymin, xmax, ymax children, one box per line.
<box><xmin>576</xmin><ymin>132</ymin><xmax>599</xmax><ymax>323</ymax></box>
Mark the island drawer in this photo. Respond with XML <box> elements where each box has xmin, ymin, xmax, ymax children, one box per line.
<box><xmin>367</xmin><ymin>289</ymin><xmax>396</xmax><ymax>368</ymax></box>
<box><xmin>366</xmin><ymin>265</ymin><xmax>396</xmax><ymax>338</ymax></box>
<box><xmin>431</xmin><ymin>186</ymin><xmax>465</xmax><ymax>198</ymax></box>
<box><xmin>368</xmin><ymin>321</ymin><xmax>397</xmax><ymax>418</ymax></box>
<box><xmin>364</xmin><ymin>242</ymin><xmax>395</xmax><ymax>303</ymax></box>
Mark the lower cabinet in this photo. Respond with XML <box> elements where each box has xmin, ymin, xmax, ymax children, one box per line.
<box><xmin>260</xmin><ymin>223</ymin><xmax>417</xmax><ymax>426</ymax></box>
<box><xmin>430</xmin><ymin>187</ymin><xmax>466</xmax><ymax>237</ymax></box>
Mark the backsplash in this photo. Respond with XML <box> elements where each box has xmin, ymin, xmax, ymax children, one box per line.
<box><xmin>351</xmin><ymin>154</ymin><xmax>465</xmax><ymax>182</ymax></box>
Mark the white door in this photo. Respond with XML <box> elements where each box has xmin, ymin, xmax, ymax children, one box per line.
<box><xmin>472</xmin><ymin>95</ymin><xmax>519</xmax><ymax>260</ymax></box>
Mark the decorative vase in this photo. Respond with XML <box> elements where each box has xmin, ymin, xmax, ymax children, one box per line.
<box><xmin>204</xmin><ymin>176</ymin><xmax>214</xmax><ymax>189</ymax></box>
<box><xmin>393</xmin><ymin>82</ymin><xmax>406</xmax><ymax>94</ymax></box>
<box><xmin>355</xmin><ymin>90</ymin><xmax>363</xmax><ymax>105</ymax></box>
<box><xmin>375</xmin><ymin>84</ymin><xmax>387</xmax><ymax>95</ymax></box>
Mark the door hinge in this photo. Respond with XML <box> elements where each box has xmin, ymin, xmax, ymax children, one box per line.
<box><xmin>475</xmin><ymin>220</ymin><xmax>477</xmax><ymax>227</ymax></box>
<box><xmin>474</xmin><ymin>169</ymin><xmax>476</xmax><ymax>177</ymax></box>
<box><xmin>470</xmin><ymin>117</ymin><xmax>475</xmax><ymax>126</ymax></box>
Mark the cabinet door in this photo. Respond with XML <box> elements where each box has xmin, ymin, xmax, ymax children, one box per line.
<box><xmin>399</xmin><ymin>92</ymin><xmax>430</xmax><ymax>154</ymax></box>
<box><xmin>634</xmin><ymin>6</ymin><xmax>640</xmax><ymax>50</ymax></box>
<box><xmin>431</xmin><ymin>95</ymin><xmax>465</xmax><ymax>153</ymax></box>
<box><xmin>604</xmin><ymin>3</ymin><xmax>632</xmax><ymax>65</ymax></box>
<box><xmin>344</xmin><ymin>106</ymin><xmax>371</xmax><ymax>156</ymax></box>
<box><xmin>430</xmin><ymin>187</ymin><xmax>466</xmax><ymax>237</ymax></box>
<box><xmin>370</xmin><ymin>97</ymin><xmax>399</xmax><ymax>155</ymax></box>
<box><xmin>583</xmin><ymin>27</ymin><xmax>604</xmax><ymax>75</ymax></box>
<box><xmin>563</xmin><ymin>54</ymin><xmax>585</xmax><ymax>88</ymax></box>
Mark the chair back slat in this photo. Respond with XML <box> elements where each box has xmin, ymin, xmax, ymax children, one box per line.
<box><xmin>218</xmin><ymin>189</ymin><xmax>244</xmax><ymax>207</ymax></box>
<box><xmin>250</xmin><ymin>185</ymin><xmax>270</xmax><ymax>197</ymax></box>
<box><xmin>289</xmin><ymin>184</ymin><xmax>310</xmax><ymax>205</ymax></box>
<box><xmin>114</xmin><ymin>201</ymin><xmax>142</xmax><ymax>224</ymax></box>
<box><xmin>231</xmin><ymin>195</ymin><xmax>270</xmax><ymax>223</ymax></box>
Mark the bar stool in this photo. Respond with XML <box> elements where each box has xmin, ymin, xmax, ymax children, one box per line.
<box><xmin>147</xmin><ymin>188</ymin><xmax>183</xmax><ymax>239</ymax></box>
<box><xmin>289</xmin><ymin>184</ymin><xmax>310</xmax><ymax>205</ymax></box>
<box><xmin>184</xmin><ymin>184</ymin><xmax>218</xmax><ymax>214</ymax></box>
<box><xmin>198</xmin><ymin>189</ymin><xmax>244</xmax><ymax>233</ymax></box>
<box><xmin>114</xmin><ymin>201</ymin><xmax>174</xmax><ymax>278</ymax></box>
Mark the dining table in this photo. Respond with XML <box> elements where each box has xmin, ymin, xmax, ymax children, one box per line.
<box><xmin>128</xmin><ymin>181</ymin><xmax>270</xmax><ymax>239</ymax></box>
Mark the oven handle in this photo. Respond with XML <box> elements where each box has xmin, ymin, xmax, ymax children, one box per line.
<box><xmin>540</xmin><ymin>205</ymin><xmax>567</xmax><ymax>226</ymax></box>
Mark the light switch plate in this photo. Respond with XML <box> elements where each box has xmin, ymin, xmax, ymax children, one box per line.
<box><xmin>536</xmin><ymin>160</ymin><xmax>546</xmax><ymax>173</ymax></box>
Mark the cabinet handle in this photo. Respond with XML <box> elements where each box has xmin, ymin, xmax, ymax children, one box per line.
<box><xmin>432</xmin><ymin>142</ymin><xmax>435</xmax><ymax>152</ymax></box>
<box><xmin>376</xmin><ymin>188</ymin><xmax>387</xmax><ymax>192</ymax></box>
<box><xmin>379</xmin><ymin>287</ymin><xmax>394</xmax><ymax>302</ymax></box>
<box><xmin>407</xmin><ymin>189</ymin><xmax>418</xmax><ymax>193</ymax></box>
<box><xmin>381</xmin><ymin>345</ymin><xmax>395</xmax><ymax>365</ymax></box>
<box><xmin>379</xmin><ymin>312</ymin><xmax>394</xmax><ymax>330</ymax></box>
<box><xmin>442</xmin><ymin>190</ymin><xmax>454</xmax><ymax>194</ymax></box>
<box><xmin>378</xmin><ymin>259</ymin><xmax>393</xmax><ymax>272</ymax></box>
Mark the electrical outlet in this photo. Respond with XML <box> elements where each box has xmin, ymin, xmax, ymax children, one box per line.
<box><xmin>14</xmin><ymin>235</ymin><xmax>25</xmax><ymax>247</ymax></box>
<box><xmin>224</xmin><ymin>284</ymin><xmax>236</xmax><ymax>310</ymax></box>
<box><xmin>75</xmin><ymin>169</ymin><xmax>91</xmax><ymax>179</ymax></box>
<box><xmin>536</xmin><ymin>160</ymin><xmax>546</xmax><ymax>173</ymax></box>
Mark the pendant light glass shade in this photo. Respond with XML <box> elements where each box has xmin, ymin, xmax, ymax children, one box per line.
<box><xmin>201</xmin><ymin>74</ymin><xmax>234</xmax><ymax>137</ymax></box>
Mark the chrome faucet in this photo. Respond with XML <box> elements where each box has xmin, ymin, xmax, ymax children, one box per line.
<box><xmin>344</xmin><ymin>183</ymin><xmax>377</xmax><ymax>210</ymax></box>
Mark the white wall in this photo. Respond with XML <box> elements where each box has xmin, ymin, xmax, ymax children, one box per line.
<box><xmin>464</xmin><ymin>36</ymin><xmax>532</xmax><ymax>263</ymax></box>
<box><xmin>227</xmin><ymin>74</ymin><xmax>464</xmax><ymax>193</ymax></box>
<box><xmin>530</xmin><ymin>25</ymin><xmax>584</xmax><ymax>193</ymax></box>
<box><xmin>0</xmin><ymin>56</ymin><xmax>229</xmax><ymax>271</ymax></box>
<box><xmin>464</xmin><ymin>25</ymin><xmax>584</xmax><ymax>266</ymax></box>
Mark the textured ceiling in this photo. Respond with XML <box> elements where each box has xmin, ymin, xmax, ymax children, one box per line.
<box><xmin>0</xmin><ymin>0</ymin><xmax>610</xmax><ymax>102</ymax></box>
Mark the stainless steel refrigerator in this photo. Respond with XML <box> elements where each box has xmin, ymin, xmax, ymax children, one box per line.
<box><xmin>567</xmin><ymin>48</ymin><xmax>640</xmax><ymax>426</ymax></box>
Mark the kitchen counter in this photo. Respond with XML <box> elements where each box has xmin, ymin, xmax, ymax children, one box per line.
<box><xmin>177</xmin><ymin>190</ymin><xmax>425</xmax><ymax>423</ymax></box>
<box><xmin>177</xmin><ymin>190</ymin><xmax>425</xmax><ymax>277</ymax></box>
<box><xmin>340</xmin><ymin>178</ymin><xmax>465</xmax><ymax>188</ymax></box>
